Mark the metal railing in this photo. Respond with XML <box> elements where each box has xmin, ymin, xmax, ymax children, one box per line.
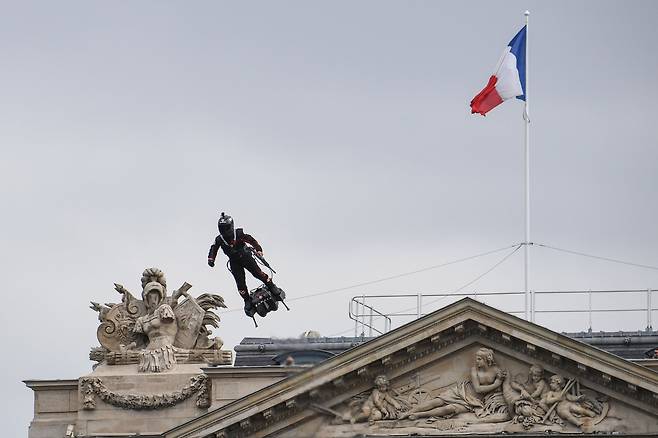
<box><xmin>348</xmin><ymin>289</ymin><xmax>657</xmax><ymax>336</ymax></box>
<box><xmin>350</xmin><ymin>294</ymin><xmax>392</xmax><ymax>337</ymax></box>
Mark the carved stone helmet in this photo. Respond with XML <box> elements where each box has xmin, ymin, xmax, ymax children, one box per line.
<box><xmin>140</xmin><ymin>268</ymin><xmax>167</xmax><ymax>304</ymax></box>
<box><xmin>142</xmin><ymin>281</ymin><xmax>166</xmax><ymax>305</ymax></box>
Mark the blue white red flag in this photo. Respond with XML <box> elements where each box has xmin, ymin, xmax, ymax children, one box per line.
<box><xmin>470</xmin><ymin>26</ymin><xmax>526</xmax><ymax>116</ymax></box>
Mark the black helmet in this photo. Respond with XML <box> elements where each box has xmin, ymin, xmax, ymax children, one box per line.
<box><xmin>218</xmin><ymin>212</ymin><xmax>235</xmax><ymax>241</ymax></box>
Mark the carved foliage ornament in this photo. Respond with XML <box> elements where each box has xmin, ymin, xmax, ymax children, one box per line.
<box><xmin>80</xmin><ymin>374</ymin><xmax>210</xmax><ymax>410</ymax></box>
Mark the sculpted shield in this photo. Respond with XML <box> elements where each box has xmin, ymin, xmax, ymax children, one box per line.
<box><xmin>173</xmin><ymin>297</ymin><xmax>205</xmax><ymax>349</ymax></box>
<box><xmin>97</xmin><ymin>300</ymin><xmax>147</xmax><ymax>352</ymax></box>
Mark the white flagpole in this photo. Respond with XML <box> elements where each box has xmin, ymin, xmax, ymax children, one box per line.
<box><xmin>523</xmin><ymin>10</ymin><xmax>531</xmax><ymax>320</ymax></box>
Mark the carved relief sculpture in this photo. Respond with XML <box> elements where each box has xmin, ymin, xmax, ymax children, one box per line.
<box><xmin>350</xmin><ymin>375</ymin><xmax>410</xmax><ymax>424</ymax></box>
<box><xmin>509</xmin><ymin>364</ymin><xmax>548</xmax><ymax>402</ymax></box>
<box><xmin>400</xmin><ymin>347</ymin><xmax>510</xmax><ymax>422</ymax></box>
<box><xmin>79</xmin><ymin>374</ymin><xmax>210</xmax><ymax>410</ymax></box>
<box><xmin>501</xmin><ymin>365</ymin><xmax>609</xmax><ymax>430</ymax></box>
<box><xmin>501</xmin><ymin>363</ymin><xmax>548</xmax><ymax>427</ymax></box>
<box><xmin>540</xmin><ymin>374</ymin><xmax>602</xmax><ymax>428</ymax></box>
<box><xmin>328</xmin><ymin>348</ymin><xmax>617</xmax><ymax>436</ymax></box>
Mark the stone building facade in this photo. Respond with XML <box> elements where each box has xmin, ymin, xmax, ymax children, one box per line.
<box><xmin>26</xmin><ymin>296</ymin><xmax>658</xmax><ymax>438</ymax></box>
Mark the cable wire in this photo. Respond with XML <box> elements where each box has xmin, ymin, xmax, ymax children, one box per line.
<box><xmin>218</xmin><ymin>243</ymin><xmax>521</xmax><ymax>314</ymax></box>
<box><xmin>452</xmin><ymin>243</ymin><xmax>523</xmax><ymax>293</ymax></box>
<box><xmin>535</xmin><ymin>243</ymin><xmax>658</xmax><ymax>272</ymax></box>
<box><xmin>384</xmin><ymin>243</ymin><xmax>524</xmax><ymax>316</ymax></box>
<box><xmin>286</xmin><ymin>243</ymin><xmax>522</xmax><ymax>303</ymax></box>
<box><xmin>327</xmin><ymin>242</ymin><xmax>652</xmax><ymax>334</ymax></box>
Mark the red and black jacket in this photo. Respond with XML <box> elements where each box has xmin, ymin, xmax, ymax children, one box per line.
<box><xmin>208</xmin><ymin>228</ymin><xmax>263</xmax><ymax>262</ymax></box>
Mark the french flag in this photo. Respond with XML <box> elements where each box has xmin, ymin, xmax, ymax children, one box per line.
<box><xmin>470</xmin><ymin>26</ymin><xmax>526</xmax><ymax>116</ymax></box>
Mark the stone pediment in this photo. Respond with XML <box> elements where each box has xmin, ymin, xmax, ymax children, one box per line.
<box><xmin>164</xmin><ymin>298</ymin><xmax>658</xmax><ymax>438</ymax></box>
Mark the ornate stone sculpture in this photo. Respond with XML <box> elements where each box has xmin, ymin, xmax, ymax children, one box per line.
<box><xmin>335</xmin><ymin>349</ymin><xmax>614</xmax><ymax>436</ymax></box>
<box><xmin>540</xmin><ymin>374</ymin><xmax>604</xmax><ymax>428</ymax></box>
<box><xmin>400</xmin><ymin>347</ymin><xmax>510</xmax><ymax>422</ymax></box>
<box><xmin>501</xmin><ymin>365</ymin><xmax>609</xmax><ymax>430</ymax></box>
<box><xmin>502</xmin><ymin>363</ymin><xmax>548</xmax><ymax>428</ymax></box>
<box><xmin>509</xmin><ymin>364</ymin><xmax>548</xmax><ymax>401</ymax></box>
<box><xmin>90</xmin><ymin>268</ymin><xmax>230</xmax><ymax>372</ymax></box>
<box><xmin>79</xmin><ymin>374</ymin><xmax>210</xmax><ymax>410</ymax></box>
<box><xmin>349</xmin><ymin>375</ymin><xmax>410</xmax><ymax>424</ymax></box>
<box><xmin>134</xmin><ymin>270</ymin><xmax>179</xmax><ymax>371</ymax></box>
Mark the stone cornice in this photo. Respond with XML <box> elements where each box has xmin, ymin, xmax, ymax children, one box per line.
<box><xmin>23</xmin><ymin>379</ymin><xmax>78</xmax><ymax>391</ymax></box>
<box><xmin>631</xmin><ymin>359</ymin><xmax>658</xmax><ymax>372</ymax></box>
<box><xmin>202</xmin><ymin>365</ymin><xmax>305</xmax><ymax>379</ymax></box>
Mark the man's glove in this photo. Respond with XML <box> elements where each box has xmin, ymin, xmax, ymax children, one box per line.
<box><xmin>208</xmin><ymin>258</ymin><xmax>215</xmax><ymax>267</ymax></box>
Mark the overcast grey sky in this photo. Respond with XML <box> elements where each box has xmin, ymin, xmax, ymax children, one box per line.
<box><xmin>2</xmin><ymin>1</ymin><xmax>658</xmax><ymax>434</ymax></box>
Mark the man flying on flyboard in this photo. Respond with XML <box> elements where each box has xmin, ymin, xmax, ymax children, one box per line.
<box><xmin>207</xmin><ymin>212</ymin><xmax>288</xmax><ymax>326</ymax></box>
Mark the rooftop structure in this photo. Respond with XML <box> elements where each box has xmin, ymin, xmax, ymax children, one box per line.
<box><xmin>234</xmin><ymin>330</ymin><xmax>658</xmax><ymax>369</ymax></box>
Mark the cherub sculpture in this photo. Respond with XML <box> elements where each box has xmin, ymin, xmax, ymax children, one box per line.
<box><xmin>511</xmin><ymin>364</ymin><xmax>548</xmax><ymax>401</ymax></box>
<box><xmin>540</xmin><ymin>375</ymin><xmax>597</xmax><ymax>427</ymax></box>
<box><xmin>351</xmin><ymin>375</ymin><xmax>408</xmax><ymax>424</ymax></box>
<box><xmin>502</xmin><ymin>363</ymin><xmax>548</xmax><ymax>427</ymax></box>
<box><xmin>501</xmin><ymin>365</ymin><xmax>609</xmax><ymax>431</ymax></box>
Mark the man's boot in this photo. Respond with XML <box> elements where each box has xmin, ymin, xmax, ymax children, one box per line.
<box><xmin>266</xmin><ymin>280</ymin><xmax>285</xmax><ymax>301</ymax></box>
<box><xmin>240</xmin><ymin>291</ymin><xmax>254</xmax><ymax>316</ymax></box>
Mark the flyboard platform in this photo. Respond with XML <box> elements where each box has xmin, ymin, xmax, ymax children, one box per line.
<box><xmin>246</xmin><ymin>284</ymin><xmax>289</xmax><ymax>327</ymax></box>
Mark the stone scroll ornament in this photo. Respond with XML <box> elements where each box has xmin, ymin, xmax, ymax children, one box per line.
<box><xmin>90</xmin><ymin>268</ymin><xmax>227</xmax><ymax>372</ymax></box>
<box><xmin>80</xmin><ymin>374</ymin><xmax>210</xmax><ymax>410</ymax></box>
